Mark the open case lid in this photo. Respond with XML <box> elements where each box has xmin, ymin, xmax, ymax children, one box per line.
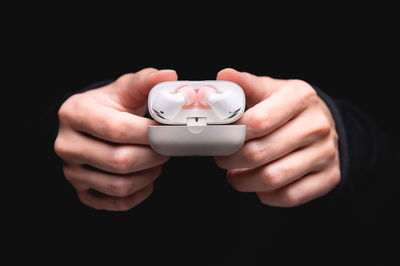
<box><xmin>148</xmin><ymin>81</ymin><xmax>246</xmax><ymax>125</ymax></box>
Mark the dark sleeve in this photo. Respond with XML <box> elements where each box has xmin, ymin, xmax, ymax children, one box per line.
<box><xmin>314</xmin><ymin>87</ymin><xmax>399</xmax><ymax>206</ymax></box>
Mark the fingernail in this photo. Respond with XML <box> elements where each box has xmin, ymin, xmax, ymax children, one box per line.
<box><xmin>158</xmin><ymin>69</ymin><xmax>176</xmax><ymax>73</ymax></box>
<box><xmin>149</xmin><ymin>69</ymin><xmax>175</xmax><ymax>77</ymax></box>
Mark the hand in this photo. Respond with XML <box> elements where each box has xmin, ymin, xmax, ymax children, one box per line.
<box><xmin>54</xmin><ymin>68</ymin><xmax>177</xmax><ymax>211</ymax></box>
<box><xmin>215</xmin><ymin>68</ymin><xmax>340</xmax><ymax>207</ymax></box>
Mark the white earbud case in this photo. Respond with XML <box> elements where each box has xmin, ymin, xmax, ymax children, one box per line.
<box><xmin>148</xmin><ymin>81</ymin><xmax>246</xmax><ymax>156</ymax></box>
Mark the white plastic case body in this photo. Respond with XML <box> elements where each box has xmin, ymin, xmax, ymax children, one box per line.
<box><xmin>148</xmin><ymin>81</ymin><xmax>246</xmax><ymax>156</ymax></box>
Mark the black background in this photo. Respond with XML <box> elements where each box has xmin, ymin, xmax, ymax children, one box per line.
<box><xmin>10</xmin><ymin>4</ymin><xmax>400</xmax><ymax>265</ymax></box>
<box><xmin>20</xmin><ymin>9</ymin><xmax>398</xmax><ymax>137</ymax></box>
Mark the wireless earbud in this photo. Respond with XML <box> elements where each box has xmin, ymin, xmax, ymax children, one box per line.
<box><xmin>152</xmin><ymin>85</ymin><xmax>196</xmax><ymax>120</ymax></box>
<box><xmin>148</xmin><ymin>81</ymin><xmax>246</xmax><ymax>156</ymax></box>
<box><xmin>152</xmin><ymin>85</ymin><xmax>242</xmax><ymax>120</ymax></box>
<box><xmin>198</xmin><ymin>86</ymin><xmax>242</xmax><ymax>120</ymax></box>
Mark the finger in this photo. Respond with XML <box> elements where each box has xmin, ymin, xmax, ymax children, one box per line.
<box><xmin>256</xmin><ymin>165</ymin><xmax>341</xmax><ymax>207</ymax></box>
<box><xmin>217</xmin><ymin>68</ymin><xmax>281</xmax><ymax>108</ymax></box>
<box><xmin>112</xmin><ymin>68</ymin><xmax>178</xmax><ymax>111</ymax></box>
<box><xmin>237</xmin><ymin>81</ymin><xmax>317</xmax><ymax>141</ymax></box>
<box><xmin>215</xmin><ymin>106</ymin><xmax>330</xmax><ymax>169</ymax></box>
<box><xmin>227</xmin><ymin>136</ymin><xmax>338</xmax><ymax>192</ymax></box>
<box><xmin>64</xmin><ymin>164</ymin><xmax>161</xmax><ymax>197</ymax></box>
<box><xmin>62</xmin><ymin>97</ymin><xmax>156</xmax><ymax>144</ymax></box>
<box><xmin>77</xmin><ymin>184</ymin><xmax>154</xmax><ymax>211</ymax></box>
<box><xmin>55</xmin><ymin>128</ymin><xmax>169</xmax><ymax>174</ymax></box>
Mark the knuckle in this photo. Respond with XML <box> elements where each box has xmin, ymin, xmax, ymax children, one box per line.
<box><xmin>279</xmin><ymin>80</ymin><xmax>297</xmax><ymax>94</ymax></box>
<box><xmin>279</xmin><ymin>80</ymin><xmax>296</xmax><ymax>92</ymax></box>
<box><xmin>233</xmin><ymin>185</ymin><xmax>247</xmax><ymax>193</ymax></box>
<box><xmin>284</xmin><ymin>79</ymin><xmax>318</xmax><ymax>104</ymax></box>
<box><xmin>115</xmin><ymin>68</ymin><xmax>156</xmax><ymax>87</ymax></box>
<box><xmin>325</xmin><ymin>140</ymin><xmax>338</xmax><ymax>162</ymax></box>
<box><xmin>214</xmin><ymin>156</ymin><xmax>227</xmax><ymax>169</ymax></box>
<box><xmin>57</xmin><ymin>103</ymin><xmax>70</xmax><ymax>122</ymax></box>
<box><xmin>103</xmin><ymin>116</ymin><xmax>127</xmax><ymax>141</ymax></box>
<box><xmin>227</xmin><ymin>175</ymin><xmax>246</xmax><ymax>192</ymax></box>
<box><xmin>249</xmin><ymin>112</ymin><xmax>270</xmax><ymax>134</ymax></box>
<box><xmin>330</xmin><ymin>167</ymin><xmax>341</xmax><ymax>188</ymax></box>
<box><xmin>320</xmin><ymin>138</ymin><xmax>339</xmax><ymax>166</ymax></box>
<box><xmin>282</xmin><ymin>188</ymin><xmax>302</xmax><ymax>207</ymax></box>
<box><xmin>108</xmin><ymin>178</ymin><xmax>133</xmax><ymax>197</ymax></box>
<box><xmin>302</xmin><ymin>84</ymin><xmax>318</xmax><ymax>102</ymax></box>
<box><xmin>76</xmin><ymin>191</ymin><xmax>93</xmax><ymax>208</ymax></box>
<box><xmin>77</xmin><ymin>190</ymin><xmax>105</xmax><ymax>210</ymax></box>
<box><xmin>295</xmin><ymin>79</ymin><xmax>317</xmax><ymax>100</ymax></box>
<box><xmin>150</xmin><ymin>166</ymin><xmax>163</xmax><ymax>178</ymax></box>
<box><xmin>58</xmin><ymin>94</ymin><xmax>79</xmax><ymax>122</ymax></box>
<box><xmin>54</xmin><ymin>134</ymin><xmax>71</xmax><ymax>159</ymax></box>
<box><xmin>256</xmin><ymin>192</ymin><xmax>271</xmax><ymax>206</ymax></box>
<box><xmin>62</xmin><ymin>165</ymin><xmax>75</xmax><ymax>182</ymax></box>
<box><xmin>110</xmin><ymin>147</ymin><xmax>135</xmax><ymax>173</ymax></box>
<box><xmin>115</xmin><ymin>73</ymin><xmax>136</xmax><ymax>86</ymax></box>
<box><xmin>261</xmin><ymin>166</ymin><xmax>283</xmax><ymax>189</ymax></box>
<box><xmin>53</xmin><ymin>135</ymin><xmax>64</xmax><ymax>157</ymax></box>
<box><xmin>310</xmin><ymin>115</ymin><xmax>331</xmax><ymax>138</ymax></box>
<box><xmin>242</xmin><ymin>141</ymin><xmax>264</xmax><ymax>165</ymax></box>
<box><xmin>57</xmin><ymin>105</ymin><xmax>69</xmax><ymax>122</ymax></box>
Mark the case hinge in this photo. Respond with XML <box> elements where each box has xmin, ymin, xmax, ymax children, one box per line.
<box><xmin>186</xmin><ymin>117</ymin><xmax>207</xmax><ymax>134</ymax></box>
<box><xmin>187</xmin><ymin>117</ymin><xmax>207</xmax><ymax>126</ymax></box>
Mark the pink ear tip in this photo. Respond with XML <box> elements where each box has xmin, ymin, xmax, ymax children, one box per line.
<box><xmin>179</xmin><ymin>85</ymin><xmax>196</xmax><ymax>104</ymax></box>
<box><xmin>197</xmin><ymin>86</ymin><xmax>215</xmax><ymax>104</ymax></box>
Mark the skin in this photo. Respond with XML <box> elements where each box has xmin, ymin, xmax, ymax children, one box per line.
<box><xmin>215</xmin><ymin>68</ymin><xmax>340</xmax><ymax>207</ymax></box>
<box><xmin>55</xmin><ymin>68</ymin><xmax>177</xmax><ymax>211</ymax></box>
<box><xmin>54</xmin><ymin>67</ymin><xmax>340</xmax><ymax>211</ymax></box>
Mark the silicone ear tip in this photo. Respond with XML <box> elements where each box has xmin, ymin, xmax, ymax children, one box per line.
<box><xmin>179</xmin><ymin>85</ymin><xmax>196</xmax><ymax>104</ymax></box>
<box><xmin>197</xmin><ymin>86</ymin><xmax>215</xmax><ymax>104</ymax></box>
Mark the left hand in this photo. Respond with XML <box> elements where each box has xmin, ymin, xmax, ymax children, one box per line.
<box><xmin>214</xmin><ymin>68</ymin><xmax>340</xmax><ymax>207</ymax></box>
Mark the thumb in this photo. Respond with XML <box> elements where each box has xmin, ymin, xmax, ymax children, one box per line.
<box><xmin>216</xmin><ymin>68</ymin><xmax>279</xmax><ymax>108</ymax></box>
<box><xmin>112</xmin><ymin>68</ymin><xmax>178</xmax><ymax>113</ymax></box>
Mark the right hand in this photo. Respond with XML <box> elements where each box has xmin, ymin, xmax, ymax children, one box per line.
<box><xmin>54</xmin><ymin>68</ymin><xmax>177</xmax><ymax>211</ymax></box>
